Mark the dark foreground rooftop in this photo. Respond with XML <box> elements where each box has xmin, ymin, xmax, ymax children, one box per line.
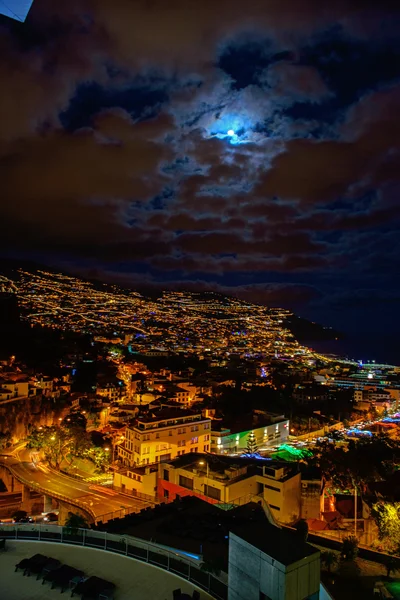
<box><xmin>96</xmin><ymin>496</ymin><xmax>318</xmax><ymax>569</ymax></box>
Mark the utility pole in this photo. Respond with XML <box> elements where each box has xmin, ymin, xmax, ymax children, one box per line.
<box><xmin>354</xmin><ymin>484</ymin><xmax>357</xmax><ymax>538</ymax></box>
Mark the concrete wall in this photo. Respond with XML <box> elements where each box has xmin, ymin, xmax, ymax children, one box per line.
<box><xmin>228</xmin><ymin>532</ymin><xmax>320</xmax><ymax>600</ymax></box>
<box><xmin>257</xmin><ymin>471</ymin><xmax>302</xmax><ymax>524</ymax></box>
<box><xmin>114</xmin><ymin>469</ymin><xmax>157</xmax><ymax>497</ymax></box>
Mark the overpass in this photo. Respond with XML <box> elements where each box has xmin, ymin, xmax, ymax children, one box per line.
<box><xmin>0</xmin><ymin>449</ymin><xmax>153</xmax><ymax>524</ymax></box>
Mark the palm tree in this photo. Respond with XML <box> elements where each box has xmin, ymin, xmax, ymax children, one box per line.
<box><xmin>322</xmin><ymin>551</ymin><xmax>338</xmax><ymax>573</ymax></box>
<box><xmin>295</xmin><ymin>519</ymin><xmax>309</xmax><ymax>542</ymax></box>
<box><xmin>341</xmin><ymin>535</ymin><xmax>359</xmax><ymax>561</ymax></box>
<box><xmin>386</xmin><ymin>556</ymin><xmax>400</xmax><ymax>578</ymax></box>
<box><xmin>64</xmin><ymin>512</ymin><xmax>89</xmax><ymax>535</ymax></box>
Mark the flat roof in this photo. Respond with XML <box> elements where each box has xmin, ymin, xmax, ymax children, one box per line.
<box><xmin>136</xmin><ymin>408</ymin><xmax>203</xmax><ymax>423</ymax></box>
<box><xmin>230</xmin><ymin>517</ymin><xmax>318</xmax><ymax>566</ymax></box>
<box><xmin>98</xmin><ymin>495</ymin><xmax>318</xmax><ymax>569</ymax></box>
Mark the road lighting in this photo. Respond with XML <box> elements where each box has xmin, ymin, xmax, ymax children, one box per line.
<box><xmin>198</xmin><ymin>460</ymin><xmax>209</xmax><ymax>497</ymax></box>
<box><xmin>104</xmin><ymin>446</ymin><xmax>114</xmax><ymax>463</ymax></box>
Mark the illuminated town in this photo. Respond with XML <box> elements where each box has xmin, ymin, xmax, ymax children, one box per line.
<box><xmin>1</xmin><ymin>0</ymin><xmax>399</xmax><ymax>595</ymax></box>
<box><xmin>1</xmin><ymin>268</ymin><xmax>400</xmax><ymax>598</ymax></box>
<box><xmin>15</xmin><ymin>269</ymin><xmax>304</xmax><ymax>359</ymax></box>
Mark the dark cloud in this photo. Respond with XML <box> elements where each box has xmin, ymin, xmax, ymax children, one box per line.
<box><xmin>1</xmin><ymin>0</ymin><xmax>400</xmax><ymax>346</ymax></box>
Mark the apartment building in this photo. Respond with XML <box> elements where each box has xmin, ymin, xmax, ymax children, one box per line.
<box><xmin>0</xmin><ymin>378</ymin><xmax>30</xmax><ymax>400</ymax></box>
<box><xmin>118</xmin><ymin>408</ymin><xmax>211</xmax><ymax>467</ymax></box>
<box><xmin>211</xmin><ymin>418</ymin><xmax>289</xmax><ymax>455</ymax></box>
<box><xmin>157</xmin><ymin>454</ymin><xmax>301</xmax><ymax>524</ymax></box>
<box><xmin>96</xmin><ymin>381</ymin><xmax>125</xmax><ymax>402</ymax></box>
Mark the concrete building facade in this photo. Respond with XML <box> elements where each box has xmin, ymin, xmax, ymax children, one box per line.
<box><xmin>118</xmin><ymin>408</ymin><xmax>211</xmax><ymax>467</ymax></box>
<box><xmin>228</xmin><ymin>531</ymin><xmax>320</xmax><ymax>600</ymax></box>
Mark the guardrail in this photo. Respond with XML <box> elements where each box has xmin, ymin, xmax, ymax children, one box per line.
<box><xmin>0</xmin><ymin>459</ymin><xmax>97</xmax><ymax>523</ymax></box>
<box><xmin>0</xmin><ymin>524</ymin><xmax>228</xmax><ymax>600</ymax></box>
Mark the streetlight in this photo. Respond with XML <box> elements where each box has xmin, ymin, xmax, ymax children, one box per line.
<box><xmin>198</xmin><ymin>460</ymin><xmax>209</xmax><ymax>497</ymax></box>
<box><xmin>104</xmin><ymin>446</ymin><xmax>114</xmax><ymax>463</ymax></box>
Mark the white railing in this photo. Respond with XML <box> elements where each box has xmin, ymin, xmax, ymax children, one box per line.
<box><xmin>0</xmin><ymin>524</ymin><xmax>228</xmax><ymax>600</ymax></box>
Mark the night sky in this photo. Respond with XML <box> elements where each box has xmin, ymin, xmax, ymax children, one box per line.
<box><xmin>1</xmin><ymin>1</ymin><xmax>400</xmax><ymax>361</ymax></box>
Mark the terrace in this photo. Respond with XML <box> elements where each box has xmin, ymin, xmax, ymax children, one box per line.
<box><xmin>0</xmin><ymin>525</ymin><xmax>221</xmax><ymax>600</ymax></box>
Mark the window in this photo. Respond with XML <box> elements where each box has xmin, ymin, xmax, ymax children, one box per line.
<box><xmin>265</xmin><ymin>484</ymin><xmax>280</xmax><ymax>492</ymax></box>
<box><xmin>156</xmin><ymin>433</ymin><xmax>160</xmax><ymax>439</ymax></box>
<box><xmin>204</xmin><ymin>445</ymin><xmax>209</xmax><ymax>452</ymax></box>
<box><xmin>163</xmin><ymin>469</ymin><xmax>169</xmax><ymax>482</ymax></box>
<box><xmin>191</xmin><ymin>437</ymin><xmax>198</xmax><ymax>444</ymax></box>
<box><xmin>193</xmin><ymin>447</ymin><xmax>198</xmax><ymax>452</ymax></box>
<box><xmin>270</xmin><ymin>504</ymin><xmax>280</xmax><ymax>511</ymax></box>
<box><xmin>204</xmin><ymin>423</ymin><xmax>210</xmax><ymax>429</ymax></box>
<box><xmin>178</xmin><ymin>440</ymin><xmax>186</xmax><ymax>447</ymax></box>
<box><xmin>179</xmin><ymin>475</ymin><xmax>194</xmax><ymax>490</ymax></box>
<box><xmin>204</xmin><ymin>434</ymin><xmax>209</xmax><ymax>441</ymax></box>
<box><xmin>191</xmin><ymin>425</ymin><xmax>199</xmax><ymax>432</ymax></box>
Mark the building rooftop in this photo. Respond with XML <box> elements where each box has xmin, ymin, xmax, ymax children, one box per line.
<box><xmin>135</xmin><ymin>408</ymin><xmax>203</xmax><ymax>424</ymax></box>
<box><xmin>230</xmin><ymin>516</ymin><xmax>318</xmax><ymax>566</ymax></box>
<box><xmin>97</xmin><ymin>495</ymin><xmax>317</xmax><ymax>570</ymax></box>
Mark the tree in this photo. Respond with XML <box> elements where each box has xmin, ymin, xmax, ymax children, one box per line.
<box><xmin>83</xmin><ymin>446</ymin><xmax>111</xmax><ymax>471</ymax></box>
<box><xmin>310</xmin><ymin>436</ymin><xmax>400</xmax><ymax>491</ymax></box>
<box><xmin>64</xmin><ymin>512</ymin><xmax>89</xmax><ymax>535</ymax></box>
<box><xmin>61</xmin><ymin>412</ymin><xmax>90</xmax><ymax>457</ymax></box>
<box><xmin>243</xmin><ymin>431</ymin><xmax>259</xmax><ymax>455</ymax></box>
<box><xmin>321</xmin><ymin>551</ymin><xmax>338</xmax><ymax>573</ymax></box>
<box><xmin>62</xmin><ymin>411</ymin><xmax>87</xmax><ymax>431</ymax></box>
<box><xmin>26</xmin><ymin>426</ymin><xmax>75</xmax><ymax>470</ymax></box>
<box><xmin>295</xmin><ymin>519</ymin><xmax>309</xmax><ymax>542</ymax></box>
<box><xmin>0</xmin><ymin>431</ymin><xmax>11</xmax><ymax>450</ymax></box>
<box><xmin>372</xmin><ymin>502</ymin><xmax>400</xmax><ymax>553</ymax></box>
<box><xmin>385</xmin><ymin>556</ymin><xmax>400</xmax><ymax>578</ymax></box>
<box><xmin>341</xmin><ymin>535</ymin><xmax>359</xmax><ymax>561</ymax></box>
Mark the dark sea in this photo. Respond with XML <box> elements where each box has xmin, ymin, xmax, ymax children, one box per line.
<box><xmin>304</xmin><ymin>334</ymin><xmax>400</xmax><ymax>366</ymax></box>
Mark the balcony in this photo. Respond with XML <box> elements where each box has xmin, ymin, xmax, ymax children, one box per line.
<box><xmin>0</xmin><ymin>525</ymin><xmax>227</xmax><ymax>600</ymax></box>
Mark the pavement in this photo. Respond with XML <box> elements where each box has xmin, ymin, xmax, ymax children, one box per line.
<box><xmin>0</xmin><ymin>540</ymin><xmax>213</xmax><ymax>600</ymax></box>
<box><xmin>0</xmin><ymin>446</ymin><xmax>151</xmax><ymax>522</ymax></box>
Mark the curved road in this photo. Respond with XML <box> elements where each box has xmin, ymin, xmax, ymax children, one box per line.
<box><xmin>0</xmin><ymin>446</ymin><xmax>151</xmax><ymax>522</ymax></box>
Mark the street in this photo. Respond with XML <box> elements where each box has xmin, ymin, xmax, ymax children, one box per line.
<box><xmin>0</xmin><ymin>446</ymin><xmax>152</xmax><ymax>522</ymax></box>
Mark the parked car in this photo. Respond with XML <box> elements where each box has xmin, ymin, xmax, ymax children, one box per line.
<box><xmin>43</xmin><ymin>512</ymin><xmax>58</xmax><ymax>522</ymax></box>
<box><xmin>13</xmin><ymin>515</ymin><xmax>33</xmax><ymax>523</ymax></box>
